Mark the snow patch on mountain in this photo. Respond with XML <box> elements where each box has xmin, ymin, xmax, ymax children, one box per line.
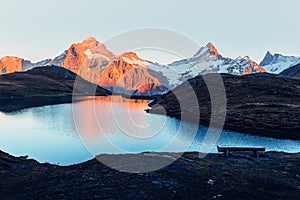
<box><xmin>84</xmin><ymin>49</ymin><xmax>111</xmax><ymax>61</ymax></box>
<box><xmin>122</xmin><ymin>56</ymin><xmax>149</xmax><ymax>66</ymax></box>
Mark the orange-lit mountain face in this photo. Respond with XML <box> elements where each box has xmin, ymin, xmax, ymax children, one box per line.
<box><xmin>52</xmin><ymin>39</ymin><xmax>168</xmax><ymax>94</ymax></box>
<box><xmin>242</xmin><ymin>58</ymin><xmax>266</xmax><ymax>75</ymax></box>
<box><xmin>233</xmin><ymin>56</ymin><xmax>266</xmax><ymax>75</ymax></box>
<box><xmin>192</xmin><ymin>42</ymin><xmax>221</xmax><ymax>60</ymax></box>
<box><xmin>207</xmin><ymin>43</ymin><xmax>221</xmax><ymax>59</ymax></box>
<box><xmin>0</xmin><ymin>56</ymin><xmax>23</xmax><ymax>75</ymax></box>
<box><xmin>99</xmin><ymin>52</ymin><xmax>168</xmax><ymax>94</ymax></box>
<box><xmin>51</xmin><ymin>37</ymin><xmax>115</xmax><ymax>84</ymax></box>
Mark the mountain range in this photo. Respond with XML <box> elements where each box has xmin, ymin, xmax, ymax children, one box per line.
<box><xmin>1</xmin><ymin>37</ymin><xmax>299</xmax><ymax>95</ymax></box>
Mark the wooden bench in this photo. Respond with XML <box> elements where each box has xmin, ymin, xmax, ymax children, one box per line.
<box><xmin>217</xmin><ymin>146</ymin><xmax>265</xmax><ymax>157</ymax></box>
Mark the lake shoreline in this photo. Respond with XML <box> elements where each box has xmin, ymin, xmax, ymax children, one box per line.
<box><xmin>0</xmin><ymin>95</ymin><xmax>108</xmax><ymax>112</ymax></box>
<box><xmin>1</xmin><ymin>149</ymin><xmax>299</xmax><ymax>199</ymax></box>
<box><xmin>0</xmin><ymin>94</ymin><xmax>158</xmax><ymax>113</ymax></box>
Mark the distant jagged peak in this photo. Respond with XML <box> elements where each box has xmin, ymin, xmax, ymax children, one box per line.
<box><xmin>266</xmin><ymin>50</ymin><xmax>274</xmax><ymax>57</ymax></box>
<box><xmin>259</xmin><ymin>50</ymin><xmax>300</xmax><ymax>73</ymax></box>
<box><xmin>262</xmin><ymin>50</ymin><xmax>300</xmax><ymax>62</ymax></box>
<box><xmin>265</xmin><ymin>50</ymin><xmax>277</xmax><ymax>58</ymax></box>
<box><xmin>193</xmin><ymin>42</ymin><xmax>220</xmax><ymax>59</ymax></box>
<box><xmin>260</xmin><ymin>50</ymin><xmax>276</xmax><ymax>66</ymax></box>
<box><xmin>206</xmin><ymin>42</ymin><xmax>220</xmax><ymax>57</ymax></box>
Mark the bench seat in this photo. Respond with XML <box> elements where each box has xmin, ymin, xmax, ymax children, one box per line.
<box><xmin>217</xmin><ymin>146</ymin><xmax>265</xmax><ymax>157</ymax></box>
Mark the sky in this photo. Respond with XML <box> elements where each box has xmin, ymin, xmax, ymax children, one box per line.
<box><xmin>0</xmin><ymin>0</ymin><xmax>299</xmax><ymax>63</ymax></box>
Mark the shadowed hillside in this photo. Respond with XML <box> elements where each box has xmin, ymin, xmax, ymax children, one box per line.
<box><xmin>0</xmin><ymin>66</ymin><xmax>110</xmax><ymax>111</ymax></box>
<box><xmin>148</xmin><ymin>73</ymin><xmax>300</xmax><ymax>140</ymax></box>
<box><xmin>280</xmin><ymin>63</ymin><xmax>300</xmax><ymax>77</ymax></box>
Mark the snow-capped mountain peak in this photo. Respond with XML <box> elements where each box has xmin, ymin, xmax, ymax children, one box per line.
<box><xmin>260</xmin><ymin>51</ymin><xmax>275</xmax><ymax>66</ymax></box>
<box><xmin>193</xmin><ymin>42</ymin><xmax>220</xmax><ymax>60</ymax></box>
<box><xmin>260</xmin><ymin>51</ymin><xmax>300</xmax><ymax>73</ymax></box>
<box><xmin>267</xmin><ymin>50</ymin><xmax>274</xmax><ymax>56</ymax></box>
<box><xmin>81</xmin><ymin>37</ymin><xmax>111</xmax><ymax>55</ymax></box>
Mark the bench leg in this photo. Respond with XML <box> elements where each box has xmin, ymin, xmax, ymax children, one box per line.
<box><xmin>224</xmin><ymin>150</ymin><xmax>229</xmax><ymax>157</ymax></box>
<box><xmin>253</xmin><ymin>150</ymin><xmax>259</xmax><ymax>158</ymax></box>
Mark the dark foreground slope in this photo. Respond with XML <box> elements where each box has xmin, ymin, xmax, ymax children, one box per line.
<box><xmin>0</xmin><ymin>150</ymin><xmax>300</xmax><ymax>199</ymax></box>
<box><xmin>0</xmin><ymin>66</ymin><xmax>110</xmax><ymax>111</ymax></box>
<box><xmin>280</xmin><ymin>63</ymin><xmax>300</xmax><ymax>77</ymax></box>
<box><xmin>148</xmin><ymin>73</ymin><xmax>300</xmax><ymax>140</ymax></box>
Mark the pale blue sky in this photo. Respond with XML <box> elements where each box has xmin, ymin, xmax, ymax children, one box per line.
<box><xmin>0</xmin><ymin>0</ymin><xmax>299</xmax><ymax>63</ymax></box>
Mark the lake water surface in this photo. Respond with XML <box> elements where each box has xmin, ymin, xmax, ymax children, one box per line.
<box><xmin>1</xmin><ymin>96</ymin><xmax>300</xmax><ymax>165</ymax></box>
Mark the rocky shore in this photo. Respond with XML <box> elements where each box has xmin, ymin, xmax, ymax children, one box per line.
<box><xmin>0</xmin><ymin>150</ymin><xmax>300</xmax><ymax>199</ymax></box>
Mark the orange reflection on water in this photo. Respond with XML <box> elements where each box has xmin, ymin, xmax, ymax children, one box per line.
<box><xmin>73</xmin><ymin>96</ymin><xmax>150</xmax><ymax>143</ymax></box>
